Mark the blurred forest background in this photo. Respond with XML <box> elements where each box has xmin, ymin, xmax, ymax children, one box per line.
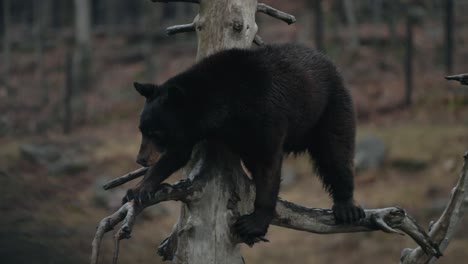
<box><xmin>1</xmin><ymin>0</ymin><xmax>467</xmax><ymax>263</ymax></box>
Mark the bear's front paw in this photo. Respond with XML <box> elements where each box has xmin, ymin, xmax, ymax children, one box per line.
<box><xmin>234</xmin><ymin>211</ymin><xmax>272</xmax><ymax>247</ymax></box>
<box><xmin>122</xmin><ymin>183</ymin><xmax>159</xmax><ymax>205</ymax></box>
<box><xmin>332</xmin><ymin>200</ymin><xmax>365</xmax><ymax>224</ymax></box>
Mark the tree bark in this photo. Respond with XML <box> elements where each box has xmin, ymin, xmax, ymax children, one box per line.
<box><xmin>173</xmin><ymin>1</ymin><xmax>258</xmax><ymax>262</ymax></box>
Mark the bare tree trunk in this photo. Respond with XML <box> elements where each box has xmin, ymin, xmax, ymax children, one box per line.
<box><xmin>173</xmin><ymin>1</ymin><xmax>258</xmax><ymax>262</ymax></box>
<box><xmin>73</xmin><ymin>0</ymin><xmax>92</xmax><ymax>124</ymax></box>
<box><xmin>343</xmin><ymin>0</ymin><xmax>359</xmax><ymax>50</ymax></box>
<box><xmin>311</xmin><ymin>0</ymin><xmax>324</xmax><ymax>52</ymax></box>
<box><xmin>64</xmin><ymin>51</ymin><xmax>73</xmax><ymax>134</ymax></box>
<box><xmin>444</xmin><ymin>0</ymin><xmax>454</xmax><ymax>75</ymax></box>
<box><xmin>2</xmin><ymin>0</ymin><xmax>12</xmax><ymax>97</ymax></box>
<box><xmin>404</xmin><ymin>13</ymin><xmax>414</xmax><ymax>107</ymax></box>
<box><xmin>105</xmin><ymin>0</ymin><xmax>118</xmax><ymax>38</ymax></box>
<box><xmin>34</xmin><ymin>0</ymin><xmax>49</xmax><ymax>105</ymax></box>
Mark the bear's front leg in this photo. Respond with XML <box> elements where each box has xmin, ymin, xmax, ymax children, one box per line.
<box><xmin>234</xmin><ymin>152</ymin><xmax>283</xmax><ymax>246</ymax></box>
<box><xmin>123</xmin><ymin>149</ymin><xmax>192</xmax><ymax>205</ymax></box>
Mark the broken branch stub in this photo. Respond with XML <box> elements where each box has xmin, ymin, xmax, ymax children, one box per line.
<box><xmin>257</xmin><ymin>3</ymin><xmax>296</xmax><ymax>25</ymax></box>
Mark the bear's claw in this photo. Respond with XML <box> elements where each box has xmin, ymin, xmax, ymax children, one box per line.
<box><xmin>332</xmin><ymin>200</ymin><xmax>365</xmax><ymax>224</ymax></box>
<box><xmin>122</xmin><ymin>183</ymin><xmax>158</xmax><ymax>205</ymax></box>
<box><xmin>234</xmin><ymin>211</ymin><xmax>272</xmax><ymax>246</ymax></box>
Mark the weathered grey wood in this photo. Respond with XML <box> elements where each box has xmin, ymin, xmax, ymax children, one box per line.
<box><xmin>170</xmin><ymin>1</ymin><xmax>258</xmax><ymax>262</ymax></box>
<box><xmin>193</xmin><ymin>0</ymin><xmax>257</xmax><ymax>61</ymax></box>
<box><xmin>401</xmin><ymin>152</ymin><xmax>468</xmax><ymax>263</ymax></box>
<box><xmin>173</xmin><ymin>0</ymin><xmax>257</xmax><ymax>258</ymax></box>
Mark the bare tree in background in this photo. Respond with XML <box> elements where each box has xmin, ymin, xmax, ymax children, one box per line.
<box><xmin>444</xmin><ymin>0</ymin><xmax>454</xmax><ymax>75</ymax></box>
<box><xmin>2</xmin><ymin>0</ymin><xmax>11</xmax><ymax>97</ymax></box>
<box><xmin>311</xmin><ymin>0</ymin><xmax>324</xmax><ymax>52</ymax></box>
<box><xmin>33</xmin><ymin>0</ymin><xmax>49</xmax><ymax>105</ymax></box>
<box><xmin>72</xmin><ymin>0</ymin><xmax>92</xmax><ymax>125</ymax></box>
<box><xmin>343</xmin><ymin>0</ymin><xmax>360</xmax><ymax>50</ymax></box>
<box><xmin>404</xmin><ymin>8</ymin><xmax>415</xmax><ymax>107</ymax></box>
<box><xmin>105</xmin><ymin>0</ymin><xmax>118</xmax><ymax>38</ymax></box>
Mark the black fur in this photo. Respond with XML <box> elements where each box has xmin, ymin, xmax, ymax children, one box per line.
<box><xmin>125</xmin><ymin>43</ymin><xmax>365</xmax><ymax>245</ymax></box>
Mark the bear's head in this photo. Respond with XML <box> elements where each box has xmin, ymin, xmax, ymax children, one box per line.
<box><xmin>133</xmin><ymin>82</ymin><xmax>192</xmax><ymax>167</ymax></box>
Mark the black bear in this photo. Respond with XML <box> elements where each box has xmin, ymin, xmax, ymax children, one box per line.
<box><xmin>125</xmin><ymin>43</ymin><xmax>365</xmax><ymax>245</ymax></box>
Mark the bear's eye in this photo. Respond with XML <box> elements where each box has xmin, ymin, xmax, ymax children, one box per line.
<box><xmin>147</xmin><ymin>131</ymin><xmax>163</xmax><ymax>138</ymax></box>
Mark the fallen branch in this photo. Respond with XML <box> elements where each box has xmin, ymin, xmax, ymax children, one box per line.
<box><xmin>257</xmin><ymin>3</ymin><xmax>296</xmax><ymax>25</ymax></box>
<box><xmin>401</xmin><ymin>151</ymin><xmax>468</xmax><ymax>263</ymax></box>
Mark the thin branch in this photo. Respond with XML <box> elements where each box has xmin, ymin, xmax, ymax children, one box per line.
<box><xmin>446</xmin><ymin>73</ymin><xmax>468</xmax><ymax>85</ymax></box>
<box><xmin>257</xmin><ymin>3</ymin><xmax>296</xmax><ymax>25</ymax></box>
<box><xmin>253</xmin><ymin>35</ymin><xmax>264</xmax><ymax>46</ymax></box>
<box><xmin>272</xmin><ymin>201</ymin><xmax>442</xmax><ymax>258</ymax></box>
<box><xmin>401</xmin><ymin>151</ymin><xmax>468</xmax><ymax>263</ymax></box>
<box><xmin>167</xmin><ymin>22</ymin><xmax>196</xmax><ymax>36</ymax></box>
<box><xmin>157</xmin><ymin>223</ymin><xmax>180</xmax><ymax>261</ymax></box>
<box><xmin>150</xmin><ymin>0</ymin><xmax>200</xmax><ymax>4</ymax></box>
<box><xmin>102</xmin><ymin>167</ymin><xmax>148</xmax><ymax>190</ymax></box>
<box><xmin>90</xmin><ymin>178</ymin><xmax>198</xmax><ymax>264</ymax></box>
<box><xmin>112</xmin><ymin>239</ymin><xmax>120</xmax><ymax>264</ymax></box>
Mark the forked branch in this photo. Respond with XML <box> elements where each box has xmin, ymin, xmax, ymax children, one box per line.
<box><xmin>90</xmin><ymin>178</ymin><xmax>199</xmax><ymax>264</ymax></box>
<box><xmin>401</xmin><ymin>151</ymin><xmax>468</xmax><ymax>263</ymax></box>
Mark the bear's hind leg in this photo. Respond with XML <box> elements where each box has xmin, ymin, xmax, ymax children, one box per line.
<box><xmin>308</xmin><ymin>102</ymin><xmax>365</xmax><ymax>224</ymax></box>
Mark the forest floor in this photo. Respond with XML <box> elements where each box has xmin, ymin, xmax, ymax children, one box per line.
<box><xmin>1</xmin><ymin>13</ymin><xmax>468</xmax><ymax>263</ymax></box>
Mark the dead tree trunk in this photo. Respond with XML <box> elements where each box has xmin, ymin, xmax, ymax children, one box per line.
<box><xmin>172</xmin><ymin>1</ymin><xmax>257</xmax><ymax>262</ymax></box>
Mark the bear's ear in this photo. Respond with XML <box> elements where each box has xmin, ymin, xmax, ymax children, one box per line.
<box><xmin>134</xmin><ymin>82</ymin><xmax>157</xmax><ymax>98</ymax></box>
<box><xmin>168</xmin><ymin>85</ymin><xmax>187</xmax><ymax>100</ymax></box>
